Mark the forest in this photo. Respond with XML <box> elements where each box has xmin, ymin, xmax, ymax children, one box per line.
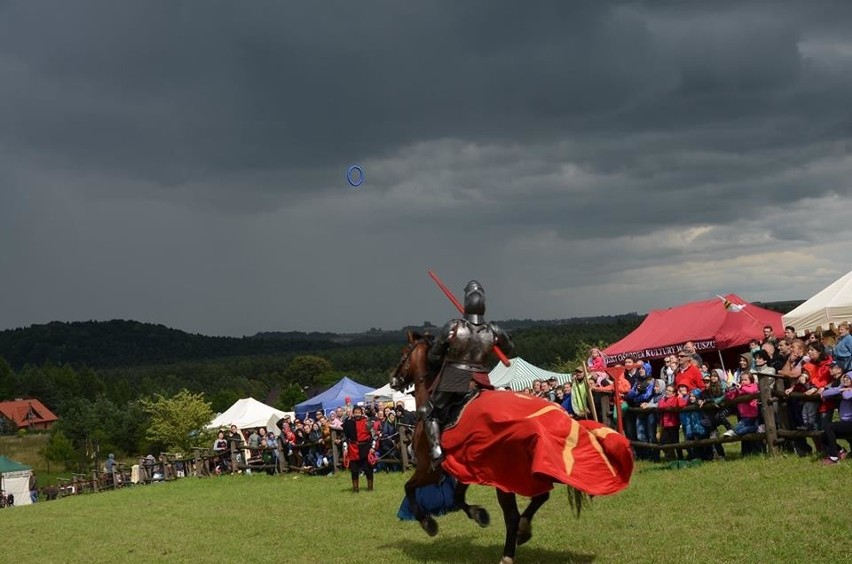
<box><xmin>0</xmin><ymin>304</ymin><xmax>793</xmax><ymax>469</ymax></box>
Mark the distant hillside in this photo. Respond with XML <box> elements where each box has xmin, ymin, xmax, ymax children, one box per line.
<box><xmin>0</xmin><ymin>320</ymin><xmax>341</xmax><ymax>370</ymax></box>
<box><xmin>0</xmin><ymin>301</ymin><xmax>802</xmax><ymax>370</ymax></box>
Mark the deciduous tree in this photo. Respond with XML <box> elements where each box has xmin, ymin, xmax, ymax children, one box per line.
<box><xmin>140</xmin><ymin>390</ymin><xmax>213</xmax><ymax>453</ymax></box>
<box><xmin>285</xmin><ymin>355</ymin><xmax>333</xmax><ymax>386</ymax></box>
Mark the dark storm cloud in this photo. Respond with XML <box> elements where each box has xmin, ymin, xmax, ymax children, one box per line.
<box><xmin>2</xmin><ymin>0</ymin><xmax>852</xmax><ymax>335</ymax></box>
<box><xmin>0</xmin><ymin>2</ymin><xmax>667</xmax><ymax>186</ymax></box>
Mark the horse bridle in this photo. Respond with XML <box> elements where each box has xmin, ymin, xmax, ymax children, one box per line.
<box><xmin>390</xmin><ymin>337</ymin><xmax>432</xmax><ymax>389</ymax></box>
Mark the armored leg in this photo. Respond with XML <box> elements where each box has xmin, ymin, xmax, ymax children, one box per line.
<box><xmin>424</xmin><ymin>418</ymin><xmax>444</xmax><ymax>463</ymax></box>
<box><xmin>418</xmin><ymin>400</ymin><xmax>445</xmax><ymax>464</ymax></box>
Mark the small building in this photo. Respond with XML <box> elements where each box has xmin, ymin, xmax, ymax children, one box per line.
<box><xmin>0</xmin><ymin>399</ymin><xmax>58</xmax><ymax>433</ymax></box>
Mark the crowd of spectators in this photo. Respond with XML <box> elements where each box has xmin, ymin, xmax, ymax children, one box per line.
<box><xmin>211</xmin><ymin>401</ymin><xmax>418</xmax><ymax>475</ymax></box>
<box><xmin>207</xmin><ymin>324</ymin><xmax>851</xmax><ymax>473</ymax></box>
<box><xmin>517</xmin><ymin>324</ymin><xmax>852</xmax><ymax>466</ymax></box>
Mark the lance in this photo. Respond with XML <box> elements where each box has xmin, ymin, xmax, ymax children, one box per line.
<box><xmin>428</xmin><ymin>270</ymin><xmax>511</xmax><ymax>367</ymax></box>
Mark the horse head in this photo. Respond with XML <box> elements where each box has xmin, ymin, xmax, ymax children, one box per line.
<box><xmin>389</xmin><ymin>330</ymin><xmax>433</xmax><ymax>392</ymax></box>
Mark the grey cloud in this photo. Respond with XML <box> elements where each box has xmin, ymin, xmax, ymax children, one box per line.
<box><xmin>2</xmin><ymin>1</ymin><xmax>852</xmax><ymax>335</ymax></box>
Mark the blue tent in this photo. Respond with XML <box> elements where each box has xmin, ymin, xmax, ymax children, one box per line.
<box><xmin>294</xmin><ymin>376</ymin><xmax>375</xmax><ymax>420</ymax></box>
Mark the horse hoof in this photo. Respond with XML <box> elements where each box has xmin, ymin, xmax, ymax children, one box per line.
<box><xmin>499</xmin><ymin>557</ymin><xmax>514</xmax><ymax>564</ymax></box>
<box><xmin>471</xmin><ymin>506</ymin><xmax>490</xmax><ymax>528</ymax></box>
<box><xmin>516</xmin><ymin>517</ymin><xmax>532</xmax><ymax>546</ymax></box>
<box><xmin>420</xmin><ymin>517</ymin><xmax>438</xmax><ymax>537</ymax></box>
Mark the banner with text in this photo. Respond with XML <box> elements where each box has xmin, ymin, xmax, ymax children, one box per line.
<box><xmin>605</xmin><ymin>339</ymin><xmax>716</xmax><ymax>366</ymax></box>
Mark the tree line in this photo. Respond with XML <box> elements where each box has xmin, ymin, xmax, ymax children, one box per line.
<box><xmin>0</xmin><ymin>316</ymin><xmax>645</xmax><ymax>471</ymax></box>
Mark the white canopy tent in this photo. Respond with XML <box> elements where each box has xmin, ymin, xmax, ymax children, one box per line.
<box><xmin>783</xmin><ymin>270</ymin><xmax>852</xmax><ymax>335</ymax></box>
<box><xmin>0</xmin><ymin>456</ymin><xmax>33</xmax><ymax>506</ymax></box>
<box><xmin>208</xmin><ymin>397</ymin><xmax>288</xmax><ymax>433</ymax></box>
<box><xmin>364</xmin><ymin>383</ymin><xmax>416</xmax><ymax>411</ymax></box>
<box><xmin>488</xmin><ymin>357</ymin><xmax>571</xmax><ymax>391</ymax></box>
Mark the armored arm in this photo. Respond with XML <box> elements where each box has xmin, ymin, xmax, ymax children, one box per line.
<box><xmin>492</xmin><ymin>323</ymin><xmax>514</xmax><ymax>358</ymax></box>
<box><xmin>427</xmin><ymin>320</ymin><xmax>455</xmax><ymax>369</ymax></box>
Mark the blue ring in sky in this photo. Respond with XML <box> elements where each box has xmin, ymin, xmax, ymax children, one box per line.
<box><xmin>346</xmin><ymin>164</ymin><xmax>364</xmax><ymax>187</ymax></box>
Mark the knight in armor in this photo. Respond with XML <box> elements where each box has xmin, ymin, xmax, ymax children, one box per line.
<box><xmin>421</xmin><ymin>280</ymin><xmax>514</xmax><ymax>465</ymax></box>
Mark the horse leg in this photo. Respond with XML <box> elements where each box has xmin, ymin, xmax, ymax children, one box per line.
<box><xmin>516</xmin><ymin>491</ymin><xmax>549</xmax><ymax>546</ymax></box>
<box><xmin>496</xmin><ymin>489</ymin><xmax>520</xmax><ymax>564</ymax></box>
<box><xmin>453</xmin><ymin>481</ymin><xmax>490</xmax><ymax>528</ymax></box>
<box><xmin>405</xmin><ymin>473</ymin><xmax>438</xmax><ymax>537</ymax></box>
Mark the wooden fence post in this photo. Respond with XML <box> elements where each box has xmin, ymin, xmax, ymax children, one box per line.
<box><xmin>277</xmin><ymin>439</ymin><xmax>288</xmax><ymax>473</ymax></box>
<box><xmin>399</xmin><ymin>426</ymin><xmax>410</xmax><ymax>471</ymax></box>
<box><xmin>600</xmin><ymin>394</ymin><xmax>612</xmax><ymax>428</ymax></box>
<box><xmin>138</xmin><ymin>458</ymin><xmax>149</xmax><ymax>483</ymax></box>
<box><xmin>229</xmin><ymin>440</ymin><xmax>239</xmax><ymax>474</ymax></box>
<box><xmin>759</xmin><ymin>375</ymin><xmax>779</xmax><ymax>455</ymax></box>
<box><xmin>331</xmin><ymin>429</ymin><xmax>341</xmax><ymax>473</ymax></box>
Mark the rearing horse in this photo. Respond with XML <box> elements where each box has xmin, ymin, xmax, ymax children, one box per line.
<box><xmin>390</xmin><ymin>331</ymin><xmax>634</xmax><ymax>563</ymax></box>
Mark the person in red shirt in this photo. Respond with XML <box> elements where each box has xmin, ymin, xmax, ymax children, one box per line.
<box><xmin>803</xmin><ymin>342</ymin><xmax>836</xmax><ymax>432</ymax></box>
<box><xmin>675</xmin><ymin>350</ymin><xmax>707</xmax><ymax>392</ymax></box>
<box><xmin>342</xmin><ymin>405</ymin><xmax>376</xmax><ymax>493</ymax></box>
<box><xmin>658</xmin><ymin>384</ymin><xmax>688</xmax><ymax>462</ymax></box>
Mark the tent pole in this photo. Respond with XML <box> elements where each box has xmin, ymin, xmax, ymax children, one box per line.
<box><xmin>717</xmin><ymin>350</ymin><xmax>726</xmax><ymax>374</ymax></box>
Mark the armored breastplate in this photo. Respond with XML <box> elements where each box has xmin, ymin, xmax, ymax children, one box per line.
<box><xmin>446</xmin><ymin>320</ymin><xmax>496</xmax><ymax>370</ymax></box>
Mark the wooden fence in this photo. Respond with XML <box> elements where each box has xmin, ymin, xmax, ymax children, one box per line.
<box><xmin>44</xmin><ymin>424</ymin><xmax>416</xmax><ymax>500</ymax></box>
<box><xmin>596</xmin><ymin>374</ymin><xmax>828</xmax><ymax>457</ymax></box>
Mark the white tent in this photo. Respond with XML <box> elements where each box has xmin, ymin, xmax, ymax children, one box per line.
<box><xmin>364</xmin><ymin>383</ymin><xmax>416</xmax><ymax>411</ymax></box>
<box><xmin>208</xmin><ymin>397</ymin><xmax>288</xmax><ymax>432</ymax></box>
<box><xmin>489</xmin><ymin>357</ymin><xmax>571</xmax><ymax>391</ymax></box>
<box><xmin>0</xmin><ymin>456</ymin><xmax>33</xmax><ymax>506</ymax></box>
<box><xmin>783</xmin><ymin>270</ymin><xmax>852</xmax><ymax>335</ymax></box>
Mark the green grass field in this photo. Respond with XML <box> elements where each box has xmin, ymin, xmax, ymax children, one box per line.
<box><xmin>2</xmin><ymin>454</ymin><xmax>849</xmax><ymax>563</ymax></box>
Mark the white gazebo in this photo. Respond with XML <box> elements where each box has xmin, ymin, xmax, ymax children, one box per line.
<box><xmin>783</xmin><ymin>270</ymin><xmax>852</xmax><ymax>334</ymax></box>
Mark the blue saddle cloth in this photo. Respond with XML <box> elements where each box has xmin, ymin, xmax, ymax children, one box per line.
<box><xmin>397</xmin><ymin>475</ymin><xmax>459</xmax><ymax>521</ymax></box>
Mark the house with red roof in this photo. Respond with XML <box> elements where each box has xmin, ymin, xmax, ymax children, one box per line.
<box><xmin>0</xmin><ymin>399</ymin><xmax>58</xmax><ymax>432</ymax></box>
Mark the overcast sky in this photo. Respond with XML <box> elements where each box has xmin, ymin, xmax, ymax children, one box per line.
<box><xmin>2</xmin><ymin>1</ymin><xmax>851</xmax><ymax>337</ymax></box>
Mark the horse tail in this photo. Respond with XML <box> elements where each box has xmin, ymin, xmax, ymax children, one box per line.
<box><xmin>565</xmin><ymin>486</ymin><xmax>592</xmax><ymax>518</ymax></box>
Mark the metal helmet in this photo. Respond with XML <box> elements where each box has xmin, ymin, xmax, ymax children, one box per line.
<box><xmin>463</xmin><ymin>280</ymin><xmax>485</xmax><ymax>323</ymax></box>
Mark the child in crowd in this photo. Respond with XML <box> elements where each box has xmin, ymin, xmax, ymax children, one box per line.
<box><xmin>723</xmin><ymin>372</ymin><xmax>761</xmax><ymax>455</ymax></box>
<box><xmin>658</xmin><ymin>384</ymin><xmax>687</xmax><ymax>461</ymax></box>
<box><xmin>587</xmin><ymin>348</ymin><xmax>607</xmax><ymax>372</ymax></box>
<box><xmin>681</xmin><ymin>389</ymin><xmax>711</xmax><ymax>460</ymax></box>
<box><xmin>785</xmin><ymin>371</ymin><xmax>819</xmax><ymax>431</ymax></box>
<box><xmin>700</xmin><ymin>369</ymin><xmax>732</xmax><ymax>459</ymax></box>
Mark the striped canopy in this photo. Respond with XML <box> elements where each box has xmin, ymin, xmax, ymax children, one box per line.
<box><xmin>489</xmin><ymin>357</ymin><xmax>571</xmax><ymax>391</ymax></box>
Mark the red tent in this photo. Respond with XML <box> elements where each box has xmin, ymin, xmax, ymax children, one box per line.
<box><xmin>603</xmin><ymin>294</ymin><xmax>783</xmax><ymax>366</ymax></box>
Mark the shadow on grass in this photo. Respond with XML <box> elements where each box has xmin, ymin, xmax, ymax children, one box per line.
<box><xmin>389</xmin><ymin>534</ymin><xmax>595</xmax><ymax>563</ymax></box>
